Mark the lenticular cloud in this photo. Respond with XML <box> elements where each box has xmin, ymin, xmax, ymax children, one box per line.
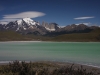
<box><xmin>3</xmin><ymin>11</ymin><xmax>46</xmax><ymax>19</ymax></box>
<box><xmin>74</xmin><ymin>16</ymin><xmax>94</xmax><ymax>20</ymax></box>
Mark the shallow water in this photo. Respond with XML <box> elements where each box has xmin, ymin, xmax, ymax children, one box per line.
<box><xmin>0</xmin><ymin>41</ymin><xmax>100</xmax><ymax>67</ymax></box>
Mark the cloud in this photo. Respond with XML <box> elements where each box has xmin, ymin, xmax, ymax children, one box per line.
<box><xmin>3</xmin><ymin>11</ymin><xmax>46</xmax><ymax>19</ymax></box>
<box><xmin>0</xmin><ymin>18</ymin><xmax>20</xmax><ymax>24</ymax></box>
<box><xmin>0</xmin><ymin>11</ymin><xmax>45</xmax><ymax>24</ymax></box>
<box><xmin>74</xmin><ymin>16</ymin><xmax>95</xmax><ymax>20</ymax></box>
<box><xmin>0</xmin><ymin>18</ymin><xmax>19</xmax><ymax>21</ymax></box>
<box><xmin>0</xmin><ymin>21</ymin><xmax>8</xmax><ymax>24</ymax></box>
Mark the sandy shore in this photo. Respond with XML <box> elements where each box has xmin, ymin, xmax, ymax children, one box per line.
<box><xmin>33</xmin><ymin>61</ymin><xmax>100</xmax><ymax>75</ymax></box>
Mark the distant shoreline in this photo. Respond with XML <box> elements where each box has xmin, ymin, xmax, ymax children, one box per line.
<box><xmin>0</xmin><ymin>41</ymin><xmax>100</xmax><ymax>43</ymax></box>
<box><xmin>0</xmin><ymin>41</ymin><xmax>42</xmax><ymax>43</ymax></box>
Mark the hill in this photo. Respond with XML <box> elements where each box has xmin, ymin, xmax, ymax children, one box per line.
<box><xmin>0</xmin><ymin>28</ymin><xmax>100</xmax><ymax>42</ymax></box>
<box><xmin>48</xmin><ymin>28</ymin><xmax>100</xmax><ymax>42</ymax></box>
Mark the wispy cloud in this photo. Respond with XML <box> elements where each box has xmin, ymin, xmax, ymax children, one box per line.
<box><xmin>0</xmin><ymin>18</ymin><xmax>20</xmax><ymax>24</ymax></box>
<box><xmin>74</xmin><ymin>16</ymin><xmax>95</xmax><ymax>20</ymax></box>
<box><xmin>3</xmin><ymin>11</ymin><xmax>45</xmax><ymax>19</ymax></box>
<box><xmin>0</xmin><ymin>21</ymin><xmax>8</xmax><ymax>24</ymax></box>
<box><xmin>0</xmin><ymin>18</ymin><xmax>19</xmax><ymax>21</ymax></box>
<box><xmin>0</xmin><ymin>11</ymin><xmax>46</xmax><ymax>24</ymax></box>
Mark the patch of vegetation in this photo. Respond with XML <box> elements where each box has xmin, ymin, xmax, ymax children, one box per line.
<box><xmin>48</xmin><ymin>28</ymin><xmax>100</xmax><ymax>42</ymax></box>
<box><xmin>0</xmin><ymin>30</ymin><xmax>53</xmax><ymax>41</ymax></box>
<box><xmin>0</xmin><ymin>61</ymin><xmax>99</xmax><ymax>75</ymax></box>
<box><xmin>0</xmin><ymin>28</ymin><xmax>100</xmax><ymax>41</ymax></box>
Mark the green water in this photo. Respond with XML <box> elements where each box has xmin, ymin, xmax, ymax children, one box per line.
<box><xmin>0</xmin><ymin>42</ymin><xmax>100</xmax><ymax>67</ymax></box>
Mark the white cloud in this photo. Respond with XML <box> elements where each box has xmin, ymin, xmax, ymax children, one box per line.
<box><xmin>0</xmin><ymin>11</ymin><xmax>45</xmax><ymax>24</ymax></box>
<box><xmin>0</xmin><ymin>21</ymin><xmax>8</xmax><ymax>24</ymax></box>
<box><xmin>3</xmin><ymin>11</ymin><xmax>45</xmax><ymax>19</ymax></box>
<box><xmin>74</xmin><ymin>16</ymin><xmax>94</xmax><ymax>20</ymax></box>
<box><xmin>0</xmin><ymin>18</ymin><xmax>20</xmax><ymax>21</ymax></box>
<box><xmin>0</xmin><ymin>18</ymin><xmax>20</xmax><ymax>24</ymax></box>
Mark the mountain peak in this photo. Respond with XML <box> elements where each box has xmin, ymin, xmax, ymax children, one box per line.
<box><xmin>22</xmin><ymin>17</ymin><xmax>33</xmax><ymax>22</ymax></box>
<box><xmin>22</xmin><ymin>17</ymin><xmax>36</xmax><ymax>25</ymax></box>
<box><xmin>16</xmin><ymin>17</ymin><xmax>40</xmax><ymax>26</ymax></box>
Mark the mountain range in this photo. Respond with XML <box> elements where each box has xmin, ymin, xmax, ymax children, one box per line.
<box><xmin>0</xmin><ymin>18</ymin><xmax>100</xmax><ymax>36</ymax></box>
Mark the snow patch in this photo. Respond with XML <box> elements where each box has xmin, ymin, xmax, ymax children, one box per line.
<box><xmin>23</xmin><ymin>27</ymin><xmax>27</xmax><ymax>30</ymax></box>
<box><xmin>16</xmin><ymin>28</ymin><xmax>19</xmax><ymax>31</ymax></box>
<box><xmin>17</xmin><ymin>20</ymin><xmax>22</xmax><ymax>25</ymax></box>
<box><xmin>58</xmin><ymin>26</ymin><xmax>65</xmax><ymax>28</ymax></box>
<box><xmin>75</xmin><ymin>23</ymin><xmax>90</xmax><ymax>25</ymax></box>
<box><xmin>0</xmin><ymin>22</ymin><xmax>8</xmax><ymax>24</ymax></box>
<box><xmin>29</xmin><ymin>26</ymin><xmax>34</xmax><ymax>28</ymax></box>
<box><xmin>45</xmin><ymin>27</ymin><xmax>55</xmax><ymax>31</ymax></box>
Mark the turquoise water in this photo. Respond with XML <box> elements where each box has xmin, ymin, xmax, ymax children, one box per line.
<box><xmin>0</xmin><ymin>41</ymin><xmax>100</xmax><ymax>67</ymax></box>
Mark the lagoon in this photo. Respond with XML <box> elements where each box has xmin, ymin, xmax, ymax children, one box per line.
<box><xmin>0</xmin><ymin>41</ymin><xmax>100</xmax><ymax>67</ymax></box>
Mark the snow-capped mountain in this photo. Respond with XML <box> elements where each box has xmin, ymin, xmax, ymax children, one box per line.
<box><xmin>16</xmin><ymin>18</ymin><xmax>40</xmax><ymax>31</ymax></box>
<box><xmin>0</xmin><ymin>18</ymin><xmax>100</xmax><ymax>36</ymax></box>
<box><xmin>3</xmin><ymin>18</ymin><xmax>59</xmax><ymax>34</ymax></box>
<box><xmin>17</xmin><ymin>18</ymin><xmax>40</xmax><ymax>26</ymax></box>
<box><xmin>1</xmin><ymin>18</ymin><xmax>47</xmax><ymax>35</ymax></box>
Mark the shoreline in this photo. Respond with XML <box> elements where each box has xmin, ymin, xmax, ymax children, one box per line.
<box><xmin>0</xmin><ymin>41</ymin><xmax>42</xmax><ymax>42</ymax></box>
<box><xmin>0</xmin><ymin>40</ymin><xmax>100</xmax><ymax>43</ymax></box>
<box><xmin>0</xmin><ymin>60</ymin><xmax>100</xmax><ymax>69</ymax></box>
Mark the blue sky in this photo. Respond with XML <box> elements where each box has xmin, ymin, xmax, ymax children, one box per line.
<box><xmin>0</xmin><ymin>0</ymin><xmax>100</xmax><ymax>26</ymax></box>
